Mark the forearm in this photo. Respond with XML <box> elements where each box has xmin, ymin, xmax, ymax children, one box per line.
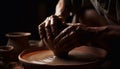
<box><xmin>107</xmin><ymin>25</ymin><xmax>120</xmax><ymax>36</ymax></box>
<box><xmin>55</xmin><ymin>0</ymin><xmax>71</xmax><ymax>19</ymax></box>
<box><xmin>91</xmin><ymin>25</ymin><xmax>120</xmax><ymax>52</ymax></box>
<box><xmin>99</xmin><ymin>25</ymin><xmax>120</xmax><ymax>63</ymax></box>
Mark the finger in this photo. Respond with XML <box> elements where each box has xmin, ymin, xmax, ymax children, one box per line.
<box><xmin>57</xmin><ymin>31</ymin><xmax>77</xmax><ymax>46</ymax></box>
<box><xmin>38</xmin><ymin>22</ymin><xmax>45</xmax><ymax>39</ymax></box>
<box><xmin>50</xmin><ymin>15</ymin><xmax>65</xmax><ymax>36</ymax></box>
<box><xmin>38</xmin><ymin>17</ymin><xmax>49</xmax><ymax>39</ymax></box>
<box><xmin>42</xmin><ymin>38</ymin><xmax>54</xmax><ymax>50</ymax></box>
<box><xmin>50</xmin><ymin>15</ymin><xmax>59</xmax><ymax>36</ymax></box>
<box><xmin>54</xmin><ymin>34</ymin><xmax>80</xmax><ymax>54</ymax></box>
<box><xmin>45</xmin><ymin>17</ymin><xmax>53</xmax><ymax>42</ymax></box>
<box><xmin>54</xmin><ymin>26</ymin><xmax>76</xmax><ymax>44</ymax></box>
<box><xmin>44</xmin><ymin>18</ymin><xmax>54</xmax><ymax>50</ymax></box>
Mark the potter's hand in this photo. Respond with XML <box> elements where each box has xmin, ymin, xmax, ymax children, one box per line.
<box><xmin>38</xmin><ymin>15</ymin><xmax>65</xmax><ymax>39</ymax></box>
<box><xmin>38</xmin><ymin>15</ymin><xmax>84</xmax><ymax>58</ymax></box>
<box><xmin>38</xmin><ymin>15</ymin><xmax>68</xmax><ymax>57</ymax></box>
<box><xmin>53</xmin><ymin>24</ymin><xmax>83</xmax><ymax>57</ymax></box>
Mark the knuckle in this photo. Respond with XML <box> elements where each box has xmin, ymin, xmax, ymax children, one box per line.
<box><xmin>47</xmin><ymin>36</ymin><xmax>52</xmax><ymax>40</ymax></box>
<box><xmin>38</xmin><ymin>23</ymin><xmax>45</xmax><ymax>28</ymax></box>
<box><xmin>38</xmin><ymin>24</ymin><xmax>42</xmax><ymax>28</ymax></box>
<box><xmin>45</xmin><ymin>24</ymin><xmax>48</xmax><ymax>28</ymax></box>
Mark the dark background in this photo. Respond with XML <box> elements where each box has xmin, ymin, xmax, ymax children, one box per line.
<box><xmin>0</xmin><ymin>0</ymin><xmax>58</xmax><ymax>45</ymax></box>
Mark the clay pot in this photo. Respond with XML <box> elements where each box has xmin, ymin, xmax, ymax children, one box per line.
<box><xmin>0</xmin><ymin>45</ymin><xmax>14</xmax><ymax>62</ymax></box>
<box><xmin>0</xmin><ymin>45</ymin><xmax>14</xmax><ymax>54</ymax></box>
<box><xmin>18</xmin><ymin>46</ymin><xmax>107</xmax><ymax>69</ymax></box>
<box><xmin>6</xmin><ymin>32</ymin><xmax>31</xmax><ymax>60</ymax></box>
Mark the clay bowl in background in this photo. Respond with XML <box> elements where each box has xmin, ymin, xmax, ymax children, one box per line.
<box><xmin>0</xmin><ymin>45</ymin><xmax>14</xmax><ymax>54</ymax></box>
<box><xmin>0</xmin><ymin>45</ymin><xmax>14</xmax><ymax>62</ymax></box>
<box><xmin>18</xmin><ymin>46</ymin><xmax>107</xmax><ymax>69</ymax></box>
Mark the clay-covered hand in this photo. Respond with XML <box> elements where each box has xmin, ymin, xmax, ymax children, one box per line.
<box><xmin>38</xmin><ymin>15</ymin><xmax>65</xmax><ymax>39</ymax></box>
<box><xmin>38</xmin><ymin>15</ymin><xmax>85</xmax><ymax>58</ymax></box>
<box><xmin>38</xmin><ymin>16</ymin><xmax>109</xmax><ymax>58</ymax></box>
<box><xmin>38</xmin><ymin>15</ymin><xmax>70</xmax><ymax>58</ymax></box>
<box><xmin>50</xmin><ymin>23</ymin><xmax>107</xmax><ymax>57</ymax></box>
<box><xmin>53</xmin><ymin>24</ymin><xmax>84</xmax><ymax>57</ymax></box>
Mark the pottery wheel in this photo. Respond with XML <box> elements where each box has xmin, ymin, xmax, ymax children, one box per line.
<box><xmin>20</xmin><ymin>46</ymin><xmax>107</xmax><ymax>65</ymax></box>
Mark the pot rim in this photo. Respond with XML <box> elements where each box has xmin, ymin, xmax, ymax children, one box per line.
<box><xmin>0</xmin><ymin>45</ymin><xmax>14</xmax><ymax>52</ymax></box>
<box><xmin>6</xmin><ymin>32</ymin><xmax>31</xmax><ymax>37</ymax></box>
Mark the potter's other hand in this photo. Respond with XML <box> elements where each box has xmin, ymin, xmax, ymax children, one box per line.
<box><xmin>53</xmin><ymin>23</ymin><xmax>85</xmax><ymax>58</ymax></box>
<box><xmin>56</xmin><ymin>25</ymin><xmax>108</xmax><ymax>48</ymax></box>
<box><xmin>52</xmin><ymin>23</ymin><xmax>105</xmax><ymax>52</ymax></box>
